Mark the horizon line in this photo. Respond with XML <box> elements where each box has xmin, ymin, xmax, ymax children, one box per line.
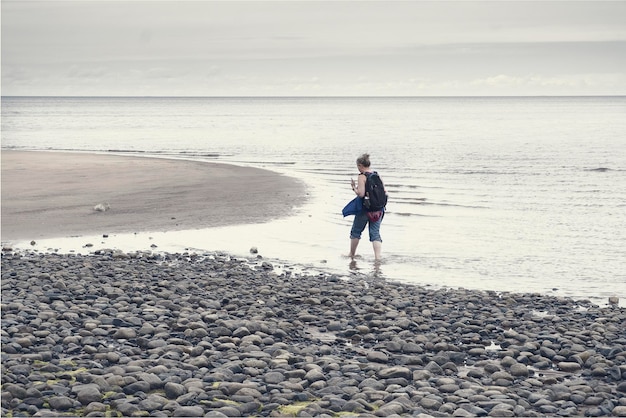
<box><xmin>3</xmin><ymin>94</ymin><xmax>626</xmax><ymax>99</ymax></box>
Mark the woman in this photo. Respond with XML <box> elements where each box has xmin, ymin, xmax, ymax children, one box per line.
<box><xmin>348</xmin><ymin>153</ymin><xmax>386</xmax><ymax>261</ymax></box>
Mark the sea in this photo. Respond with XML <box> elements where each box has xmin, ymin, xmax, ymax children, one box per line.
<box><xmin>2</xmin><ymin>96</ymin><xmax>625</xmax><ymax>307</ymax></box>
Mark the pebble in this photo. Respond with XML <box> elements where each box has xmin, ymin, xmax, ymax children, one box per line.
<box><xmin>1</xmin><ymin>249</ymin><xmax>625</xmax><ymax>417</ymax></box>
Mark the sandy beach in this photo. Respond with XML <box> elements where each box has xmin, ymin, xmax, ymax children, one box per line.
<box><xmin>1</xmin><ymin>151</ymin><xmax>306</xmax><ymax>242</ymax></box>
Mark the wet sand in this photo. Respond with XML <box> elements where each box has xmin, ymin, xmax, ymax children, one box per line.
<box><xmin>1</xmin><ymin>151</ymin><xmax>306</xmax><ymax>242</ymax></box>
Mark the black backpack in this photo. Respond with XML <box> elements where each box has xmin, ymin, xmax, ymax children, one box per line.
<box><xmin>364</xmin><ymin>171</ymin><xmax>387</xmax><ymax>211</ymax></box>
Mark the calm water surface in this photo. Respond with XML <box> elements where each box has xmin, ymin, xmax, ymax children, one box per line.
<box><xmin>2</xmin><ymin>96</ymin><xmax>625</xmax><ymax>306</ymax></box>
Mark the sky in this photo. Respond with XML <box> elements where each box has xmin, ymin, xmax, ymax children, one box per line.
<box><xmin>2</xmin><ymin>0</ymin><xmax>626</xmax><ymax>97</ymax></box>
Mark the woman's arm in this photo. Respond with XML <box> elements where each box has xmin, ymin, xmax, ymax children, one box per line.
<box><xmin>353</xmin><ymin>173</ymin><xmax>366</xmax><ymax>197</ymax></box>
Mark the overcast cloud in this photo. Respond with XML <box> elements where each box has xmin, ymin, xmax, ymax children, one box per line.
<box><xmin>2</xmin><ymin>1</ymin><xmax>625</xmax><ymax>96</ymax></box>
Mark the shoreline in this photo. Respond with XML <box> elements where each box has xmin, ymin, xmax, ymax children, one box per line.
<box><xmin>2</xmin><ymin>151</ymin><xmax>625</xmax><ymax>416</ymax></box>
<box><xmin>2</xmin><ymin>248</ymin><xmax>625</xmax><ymax>417</ymax></box>
<box><xmin>1</xmin><ymin>150</ymin><xmax>307</xmax><ymax>242</ymax></box>
<box><xmin>2</xmin><ymin>150</ymin><xmax>621</xmax><ymax>309</ymax></box>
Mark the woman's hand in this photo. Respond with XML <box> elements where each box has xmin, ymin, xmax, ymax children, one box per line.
<box><xmin>351</xmin><ymin>178</ymin><xmax>359</xmax><ymax>194</ymax></box>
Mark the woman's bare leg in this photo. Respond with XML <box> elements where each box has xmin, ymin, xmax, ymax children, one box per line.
<box><xmin>349</xmin><ymin>238</ymin><xmax>360</xmax><ymax>257</ymax></box>
<box><xmin>372</xmin><ymin>241</ymin><xmax>382</xmax><ymax>260</ymax></box>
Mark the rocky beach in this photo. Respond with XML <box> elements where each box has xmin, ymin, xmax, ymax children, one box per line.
<box><xmin>2</xmin><ymin>248</ymin><xmax>625</xmax><ymax>417</ymax></box>
<box><xmin>2</xmin><ymin>151</ymin><xmax>625</xmax><ymax>416</ymax></box>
